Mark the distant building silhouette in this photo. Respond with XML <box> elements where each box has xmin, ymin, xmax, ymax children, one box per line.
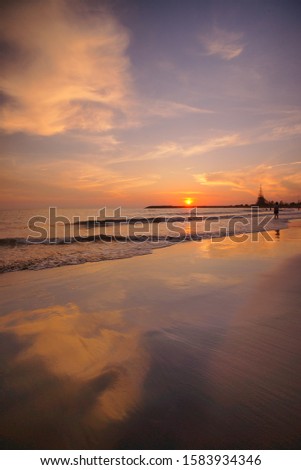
<box><xmin>255</xmin><ymin>185</ymin><xmax>268</xmax><ymax>207</ymax></box>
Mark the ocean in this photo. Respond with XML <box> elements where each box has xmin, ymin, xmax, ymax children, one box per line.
<box><xmin>1</xmin><ymin>206</ymin><xmax>300</xmax><ymax>273</ymax></box>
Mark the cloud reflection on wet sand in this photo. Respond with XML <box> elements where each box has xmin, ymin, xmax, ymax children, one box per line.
<box><xmin>0</xmin><ymin>303</ymin><xmax>149</xmax><ymax>448</ymax></box>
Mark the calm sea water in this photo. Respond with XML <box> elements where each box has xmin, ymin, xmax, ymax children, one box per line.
<box><xmin>0</xmin><ymin>206</ymin><xmax>300</xmax><ymax>272</ymax></box>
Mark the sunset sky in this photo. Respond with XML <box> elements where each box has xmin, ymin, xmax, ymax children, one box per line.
<box><xmin>1</xmin><ymin>0</ymin><xmax>301</xmax><ymax>208</ymax></box>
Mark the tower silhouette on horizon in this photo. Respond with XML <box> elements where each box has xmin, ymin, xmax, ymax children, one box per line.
<box><xmin>255</xmin><ymin>185</ymin><xmax>268</xmax><ymax>207</ymax></box>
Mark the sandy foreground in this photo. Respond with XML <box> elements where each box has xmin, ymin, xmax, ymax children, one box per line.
<box><xmin>0</xmin><ymin>222</ymin><xmax>301</xmax><ymax>449</ymax></box>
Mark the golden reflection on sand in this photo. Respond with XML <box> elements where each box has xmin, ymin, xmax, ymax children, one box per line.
<box><xmin>160</xmin><ymin>272</ymin><xmax>241</xmax><ymax>290</ymax></box>
<box><xmin>195</xmin><ymin>226</ymin><xmax>301</xmax><ymax>260</ymax></box>
<box><xmin>0</xmin><ymin>303</ymin><xmax>149</xmax><ymax>422</ymax></box>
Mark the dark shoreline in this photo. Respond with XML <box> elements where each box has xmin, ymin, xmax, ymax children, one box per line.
<box><xmin>145</xmin><ymin>205</ymin><xmax>300</xmax><ymax>209</ymax></box>
<box><xmin>145</xmin><ymin>205</ymin><xmax>251</xmax><ymax>209</ymax></box>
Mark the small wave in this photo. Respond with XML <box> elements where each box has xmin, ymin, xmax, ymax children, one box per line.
<box><xmin>0</xmin><ymin>237</ymin><xmax>28</xmax><ymax>247</ymax></box>
<box><xmin>0</xmin><ymin>213</ymin><xmax>300</xmax><ymax>273</ymax></box>
<box><xmin>74</xmin><ymin>216</ymin><xmax>204</xmax><ymax>226</ymax></box>
<box><xmin>73</xmin><ymin>214</ymin><xmax>255</xmax><ymax>227</ymax></box>
<box><xmin>3</xmin><ymin>234</ymin><xmax>188</xmax><ymax>245</ymax></box>
<box><xmin>0</xmin><ymin>239</ymin><xmax>171</xmax><ymax>273</ymax></box>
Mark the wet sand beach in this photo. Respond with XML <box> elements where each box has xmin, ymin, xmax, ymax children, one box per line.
<box><xmin>0</xmin><ymin>223</ymin><xmax>301</xmax><ymax>449</ymax></box>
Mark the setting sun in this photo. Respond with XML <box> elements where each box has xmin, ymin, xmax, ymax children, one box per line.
<box><xmin>184</xmin><ymin>198</ymin><xmax>193</xmax><ymax>206</ymax></box>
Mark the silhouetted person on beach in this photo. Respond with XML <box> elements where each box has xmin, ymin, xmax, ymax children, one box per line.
<box><xmin>274</xmin><ymin>202</ymin><xmax>279</xmax><ymax>219</ymax></box>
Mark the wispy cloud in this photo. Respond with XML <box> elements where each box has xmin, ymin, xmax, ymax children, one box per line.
<box><xmin>200</xmin><ymin>27</ymin><xmax>245</xmax><ymax>60</ymax></box>
<box><xmin>241</xmin><ymin>108</ymin><xmax>301</xmax><ymax>144</ymax></box>
<box><xmin>72</xmin><ymin>133</ymin><xmax>123</xmax><ymax>149</ymax></box>
<box><xmin>111</xmin><ymin>133</ymin><xmax>245</xmax><ymax>164</ymax></box>
<box><xmin>0</xmin><ymin>0</ymin><xmax>133</xmax><ymax>135</ymax></box>
<box><xmin>0</xmin><ymin>156</ymin><xmax>160</xmax><ymax>207</ymax></box>
<box><xmin>261</xmin><ymin>110</ymin><xmax>301</xmax><ymax>141</ymax></box>
<box><xmin>181</xmin><ymin>134</ymin><xmax>244</xmax><ymax>156</ymax></box>
<box><xmin>270</xmin><ymin>124</ymin><xmax>301</xmax><ymax>139</ymax></box>
<box><xmin>194</xmin><ymin>162</ymin><xmax>301</xmax><ymax>200</ymax></box>
<box><xmin>146</xmin><ymin>100</ymin><xmax>213</xmax><ymax>118</ymax></box>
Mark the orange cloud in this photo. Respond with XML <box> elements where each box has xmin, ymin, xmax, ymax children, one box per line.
<box><xmin>194</xmin><ymin>162</ymin><xmax>301</xmax><ymax>201</ymax></box>
<box><xmin>0</xmin><ymin>0</ymin><xmax>132</xmax><ymax>135</ymax></box>
<box><xmin>0</xmin><ymin>154</ymin><xmax>161</xmax><ymax>208</ymax></box>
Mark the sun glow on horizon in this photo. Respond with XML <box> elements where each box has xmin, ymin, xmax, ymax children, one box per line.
<box><xmin>184</xmin><ymin>198</ymin><xmax>193</xmax><ymax>206</ymax></box>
